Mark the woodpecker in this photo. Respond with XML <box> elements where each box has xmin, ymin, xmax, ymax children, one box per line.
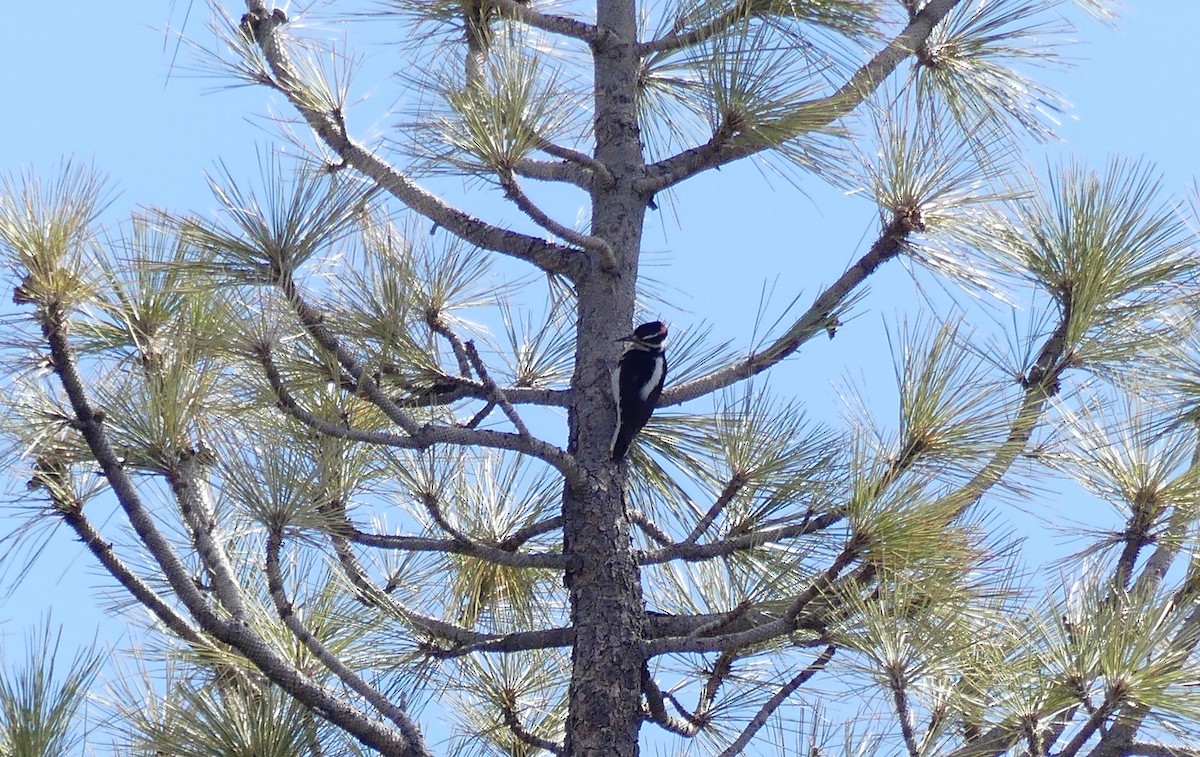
<box><xmin>611</xmin><ymin>321</ymin><xmax>668</xmax><ymax>461</ymax></box>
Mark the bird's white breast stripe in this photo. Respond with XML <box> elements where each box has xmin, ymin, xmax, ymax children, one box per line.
<box><xmin>640</xmin><ymin>355</ymin><xmax>665</xmax><ymax>401</ymax></box>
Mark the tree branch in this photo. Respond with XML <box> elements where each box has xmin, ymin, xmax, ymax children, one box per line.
<box><xmin>257</xmin><ymin>294</ymin><xmax>584</xmax><ymax>488</ymax></box>
<box><xmin>681</xmin><ymin>474</ymin><xmax>749</xmax><ymax>545</ymax></box>
<box><xmin>638</xmin><ymin>510</ymin><xmax>842</xmax><ymax>565</ymax></box>
<box><xmin>348</xmin><ymin>526</ymin><xmax>566</xmax><ymax>569</ymax></box>
<box><xmin>426</xmin><ymin>314</ymin><xmax>473</xmax><ymax>378</ymax></box>
<box><xmin>166</xmin><ymin>450</ymin><xmax>250</xmax><ymax>621</ymax></box>
<box><xmin>1130</xmin><ymin>439</ymin><xmax>1200</xmax><ymax>596</ymax></box>
<box><xmin>40</xmin><ymin>300</ymin><xmax>423</xmax><ymax>756</ymax></box>
<box><xmin>497</xmin><ymin>516</ymin><xmax>562</xmax><ymax>551</ymax></box>
<box><xmin>498</xmin><ymin>171</ymin><xmax>616</xmax><ymax>271</ymax></box>
<box><xmin>499</xmin><ymin>699</ymin><xmax>563</xmax><ymax>755</ymax></box>
<box><xmin>265</xmin><ymin>528</ymin><xmax>427</xmax><ymax>746</ymax></box>
<box><xmin>1127</xmin><ymin>743</ymin><xmax>1200</xmax><ymax>757</ymax></box>
<box><xmin>511</xmin><ymin>156</ymin><xmax>595</xmax><ymax>189</ymax></box>
<box><xmin>56</xmin><ymin>497</ymin><xmax>202</xmax><ymax>646</ymax></box>
<box><xmin>644</xmin><ymin>545</ymin><xmax>856</xmax><ymax>656</ymax></box>
<box><xmin>531</xmin><ymin>138</ymin><xmax>613</xmax><ymax>187</ymax></box>
<box><xmin>629</xmin><ymin>509</ymin><xmax>673</xmax><ymax>547</ymax></box>
<box><xmin>328</xmin><ymin>534</ymin><xmax>570</xmax><ymax>653</ymax></box>
<box><xmin>464</xmin><ymin>339</ymin><xmax>530</xmax><ymax>436</ymax></box>
<box><xmin>889</xmin><ymin>668</ymin><xmax>921</xmax><ymax>757</ymax></box>
<box><xmin>641</xmin><ymin>665</ymin><xmax>697</xmax><ymax>736</ymax></box>
<box><xmin>715</xmin><ymin>645</ymin><xmax>836</xmax><ymax>757</ymax></box>
<box><xmin>659</xmin><ymin>216</ymin><xmax>914</xmax><ymax>407</ymax></box>
<box><xmin>638</xmin><ymin>0</ymin><xmax>755</xmax><ymax>56</ymax></box>
<box><xmin>240</xmin><ymin>2</ymin><xmax>584</xmax><ymax>278</ymax></box>
<box><xmin>639</xmin><ymin>0</ymin><xmax>964</xmax><ymax>193</ymax></box>
<box><xmin>491</xmin><ymin>0</ymin><xmax>599</xmax><ymax>42</ymax></box>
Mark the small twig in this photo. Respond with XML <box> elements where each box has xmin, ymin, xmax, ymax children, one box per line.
<box><xmin>629</xmin><ymin>509</ymin><xmax>673</xmax><ymax>547</ymax></box>
<box><xmin>644</xmin><ymin>545</ymin><xmax>857</xmax><ymax>656</ymax></box>
<box><xmin>682</xmin><ymin>474</ymin><xmax>748</xmax><ymax>545</ymax></box>
<box><xmin>464</xmin><ymin>340</ymin><xmax>530</xmax><ymax>437</ymax></box>
<box><xmin>461</xmin><ymin>401</ymin><xmax>496</xmax><ymax>428</ymax></box>
<box><xmin>427</xmin><ymin>314</ymin><xmax>473</xmax><ymax>378</ymax></box>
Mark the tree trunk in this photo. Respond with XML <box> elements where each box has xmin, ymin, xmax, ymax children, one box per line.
<box><xmin>563</xmin><ymin>2</ymin><xmax>648</xmax><ymax>754</ymax></box>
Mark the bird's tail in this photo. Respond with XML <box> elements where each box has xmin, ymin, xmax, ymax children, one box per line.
<box><xmin>611</xmin><ymin>425</ymin><xmax>636</xmax><ymax>461</ymax></box>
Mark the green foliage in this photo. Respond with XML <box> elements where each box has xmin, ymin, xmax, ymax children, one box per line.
<box><xmin>2</xmin><ymin>2</ymin><xmax>1199</xmax><ymax>756</ymax></box>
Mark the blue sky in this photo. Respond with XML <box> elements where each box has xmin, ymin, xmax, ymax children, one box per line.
<box><xmin>2</xmin><ymin>0</ymin><xmax>1199</xmax><ymax>750</ymax></box>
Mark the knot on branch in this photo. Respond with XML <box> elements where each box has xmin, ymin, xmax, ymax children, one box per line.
<box><xmin>893</xmin><ymin>203</ymin><xmax>926</xmax><ymax>234</ymax></box>
<box><xmin>239</xmin><ymin>7</ymin><xmax>288</xmax><ymax>45</ymax></box>
<box><xmin>915</xmin><ymin>42</ymin><xmax>957</xmax><ymax>70</ymax></box>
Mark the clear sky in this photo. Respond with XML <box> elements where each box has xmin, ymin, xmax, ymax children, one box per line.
<box><xmin>1</xmin><ymin>1</ymin><xmax>1198</xmax><ymax>751</ymax></box>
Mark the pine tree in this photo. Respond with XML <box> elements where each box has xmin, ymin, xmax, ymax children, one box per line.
<box><xmin>4</xmin><ymin>1</ymin><xmax>1200</xmax><ymax>756</ymax></box>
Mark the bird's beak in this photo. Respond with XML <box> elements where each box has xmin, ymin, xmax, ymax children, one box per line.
<box><xmin>614</xmin><ymin>332</ymin><xmax>636</xmax><ymax>343</ymax></box>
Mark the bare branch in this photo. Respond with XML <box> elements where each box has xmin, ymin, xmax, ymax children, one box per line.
<box><xmin>1127</xmin><ymin>743</ymin><xmax>1200</xmax><ymax>757</ymax></box>
<box><xmin>57</xmin><ymin>498</ymin><xmax>202</xmax><ymax>645</ymax></box>
<box><xmin>348</xmin><ymin>526</ymin><xmax>566</xmax><ymax>570</ymax></box>
<box><xmin>629</xmin><ymin>509</ymin><xmax>673</xmax><ymax>547</ymax></box>
<box><xmin>642</xmin><ymin>665</ymin><xmax>698</xmax><ymax>737</ymax></box>
<box><xmin>531</xmin><ymin>138</ymin><xmax>613</xmax><ymax>187</ymax></box>
<box><xmin>328</xmin><ymin>534</ymin><xmax>568</xmax><ymax>653</ymax></box>
<box><xmin>681</xmin><ymin>474</ymin><xmax>749</xmax><ymax>546</ymax></box>
<box><xmin>638</xmin><ymin>1</ymin><xmax>753</xmax><ymax>56</ymax></box>
<box><xmin>497</xmin><ymin>516</ymin><xmax>562</xmax><ymax>551</ymax></box>
<box><xmin>426</xmin><ymin>314</ymin><xmax>473</xmax><ymax>378</ymax></box>
<box><xmin>890</xmin><ymin>670</ymin><xmax>921</xmax><ymax>757</ymax></box>
<box><xmin>258</xmin><ymin>289</ymin><xmax>584</xmax><ymax>488</ymax></box>
<box><xmin>511</xmin><ymin>156</ymin><xmax>595</xmax><ymax>188</ymax></box>
<box><xmin>644</xmin><ymin>546</ymin><xmax>856</xmax><ymax>656</ymax></box>
<box><xmin>639</xmin><ymin>511</ymin><xmax>842</xmax><ymax>565</ymax></box>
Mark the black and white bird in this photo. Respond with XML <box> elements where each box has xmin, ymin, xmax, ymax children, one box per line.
<box><xmin>611</xmin><ymin>321</ymin><xmax>668</xmax><ymax>461</ymax></box>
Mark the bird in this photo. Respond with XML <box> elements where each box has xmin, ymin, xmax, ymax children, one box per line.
<box><xmin>611</xmin><ymin>321</ymin><xmax>668</xmax><ymax>461</ymax></box>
